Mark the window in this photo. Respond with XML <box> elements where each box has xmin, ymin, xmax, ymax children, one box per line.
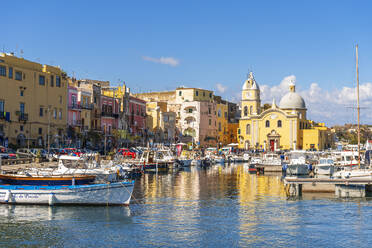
<box><xmin>196</xmin><ymin>91</ymin><xmax>198</xmax><ymax>96</ymax></box>
<box><xmin>238</xmin><ymin>129</ymin><xmax>241</xmax><ymax>134</ymax></box>
<box><xmin>39</xmin><ymin>75</ymin><xmax>45</xmax><ymax>85</ymax></box>
<box><xmin>56</xmin><ymin>76</ymin><xmax>61</xmax><ymax>87</ymax></box>
<box><xmin>218</xmin><ymin>109</ymin><xmax>221</xmax><ymax>117</ymax></box>
<box><xmin>39</xmin><ymin>107</ymin><xmax>43</xmax><ymax>117</ymax></box>
<box><xmin>209</xmin><ymin>119</ymin><xmax>211</xmax><ymax>125</ymax></box>
<box><xmin>38</xmin><ymin>128</ymin><xmax>42</xmax><ymax>135</ymax></box>
<box><xmin>20</xmin><ymin>90</ymin><xmax>24</xmax><ymax>97</ymax></box>
<box><xmin>209</xmin><ymin>93</ymin><xmax>212</xmax><ymax>98</ymax></box>
<box><xmin>15</xmin><ymin>71</ymin><xmax>22</xmax><ymax>81</ymax></box>
<box><xmin>246</xmin><ymin>124</ymin><xmax>250</xmax><ymax>134</ymax></box>
<box><xmin>20</xmin><ymin>125</ymin><xmax>24</xmax><ymax>131</ymax></box>
<box><xmin>94</xmin><ymin>96</ymin><xmax>97</xmax><ymax>104</ymax></box>
<box><xmin>277</xmin><ymin>120</ymin><xmax>282</xmax><ymax>128</ymax></box>
<box><xmin>203</xmin><ymin>92</ymin><xmax>205</xmax><ymax>97</ymax></box>
<box><xmin>188</xmin><ymin>108</ymin><xmax>193</xmax><ymax>113</ymax></box>
<box><xmin>218</xmin><ymin>122</ymin><xmax>221</xmax><ymax>131</ymax></box>
<box><xmin>50</xmin><ymin>75</ymin><xmax>54</xmax><ymax>87</ymax></box>
<box><xmin>208</xmin><ymin>107</ymin><xmax>211</xmax><ymax>115</ymax></box>
<box><xmin>20</xmin><ymin>103</ymin><xmax>25</xmax><ymax>114</ymax></box>
<box><xmin>265</xmin><ymin>120</ymin><xmax>270</xmax><ymax>127</ymax></box>
<box><xmin>8</xmin><ymin>67</ymin><xmax>13</xmax><ymax>79</ymax></box>
<box><xmin>179</xmin><ymin>91</ymin><xmax>182</xmax><ymax>96</ymax></box>
<box><xmin>244</xmin><ymin>106</ymin><xmax>248</xmax><ymax>116</ymax></box>
<box><xmin>0</xmin><ymin>100</ymin><xmax>4</xmax><ymax>112</ymax></box>
<box><xmin>53</xmin><ymin>109</ymin><xmax>57</xmax><ymax>119</ymax></box>
<box><xmin>250</xmin><ymin>106</ymin><xmax>253</xmax><ymax>114</ymax></box>
<box><xmin>0</xmin><ymin>65</ymin><xmax>6</xmax><ymax>76</ymax></box>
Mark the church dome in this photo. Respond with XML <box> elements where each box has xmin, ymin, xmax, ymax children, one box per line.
<box><xmin>279</xmin><ymin>92</ymin><xmax>306</xmax><ymax>109</ymax></box>
<box><xmin>279</xmin><ymin>83</ymin><xmax>306</xmax><ymax>109</ymax></box>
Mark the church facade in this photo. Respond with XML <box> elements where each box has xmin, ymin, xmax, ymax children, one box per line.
<box><xmin>238</xmin><ymin>72</ymin><xmax>333</xmax><ymax>151</ymax></box>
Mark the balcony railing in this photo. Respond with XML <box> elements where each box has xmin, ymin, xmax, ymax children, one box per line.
<box><xmin>101</xmin><ymin>112</ymin><xmax>114</xmax><ymax>117</ymax></box>
<box><xmin>18</xmin><ymin>113</ymin><xmax>28</xmax><ymax>122</ymax></box>
<box><xmin>81</xmin><ymin>104</ymin><xmax>93</xmax><ymax>110</ymax></box>
<box><xmin>68</xmin><ymin>104</ymin><xmax>81</xmax><ymax>110</ymax></box>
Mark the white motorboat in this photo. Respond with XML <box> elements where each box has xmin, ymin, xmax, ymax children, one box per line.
<box><xmin>262</xmin><ymin>153</ymin><xmax>282</xmax><ymax>166</ymax></box>
<box><xmin>314</xmin><ymin>158</ymin><xmax>335</xmax><ymax>175</ymax></box>
<box><xmin>285</xmin><ymin>151</ymin><xmax>309</xmax><ymax>175</ymax></box>
<box><xmin>333</xmin><ymin>168</ymin><xmax>372</xmax><ymax>179</ymax></box>
<box><xmin>0</xmin><ymin>180</ymin><xmax>135</xmax><ymax>206</ymax></box>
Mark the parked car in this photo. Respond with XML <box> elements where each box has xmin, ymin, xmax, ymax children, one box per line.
<box><xmin>0</xmin><ymin>147</ymin><xmax>17</xmax><ymax>159</ymax></box>
<box><xmin>117</xmin><ymin>148</ymin><xmax>136</xmax><ymax>159</ymax></box>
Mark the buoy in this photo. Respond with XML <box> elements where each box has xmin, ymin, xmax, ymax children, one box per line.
<box><xmin>4</xmin><ymin>190</ymin><xmax>11</xmax><ymax>203</ymax></box>
<box><xmin>48</xmin><ymin>193</ymin><xmax>55</xmax><ymax>206</ymax></box>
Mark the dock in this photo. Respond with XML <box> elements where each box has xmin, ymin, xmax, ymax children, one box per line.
<box><xmin>284</xmin><ymin>177</ymin><xmax>372</xmax><ymax>198</ymax></box>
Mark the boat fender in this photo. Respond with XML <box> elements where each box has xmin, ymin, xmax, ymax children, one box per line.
<box><xmin>48</xmin><ymin>193</ymin><xmax>55</xmax><ymax>206</ymax></box>
<box><xmin>4</xmin><ymin>190</ymin><xmax>11</xmax><ymax>203</ymax></box>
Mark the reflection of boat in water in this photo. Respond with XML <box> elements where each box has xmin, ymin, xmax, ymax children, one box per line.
<box><xmin>0</xmin><ymin>180</ymin><xmax>134</xmax><ymax>206</ymax></box>
<box><xmin>0</xmin><ymin>204</ymin><xmax>131</xmax><ymax>222</ymax></box>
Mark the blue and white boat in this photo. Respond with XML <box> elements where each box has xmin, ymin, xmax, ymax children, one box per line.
<box><xmin>0</xmin><ymin>180</ymin><xmax>135</xmax><ymax>206</ymax></box>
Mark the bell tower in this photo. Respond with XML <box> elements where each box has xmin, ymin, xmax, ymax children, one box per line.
<box><xmin>241</xmin><ymin>72</ymin><xmax>261</xmax><ymax>118</ymax></box>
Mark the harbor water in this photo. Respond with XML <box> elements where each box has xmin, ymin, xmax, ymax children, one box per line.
<box><xmin>1</xmin><ymin>163</ymin><xmax>372</xmax><ymax>247</ymax></box>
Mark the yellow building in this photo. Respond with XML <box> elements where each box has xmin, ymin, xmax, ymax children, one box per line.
<box><xmin>146</xmin><ymin>101</ymin><xmax>176</xmax><ymax>142</ymax></box>
<box><xmin>0</xmin><ymin>53</ymin><xmax>67</xmax><ymax>147</ymax></box>
<box><xmin>227</xmin><ymin>122</ymin><xmax>239</xmax><ymax>144</ymax></box>
<box><xmin>238</xmin><ymin>72</ymin><xmax>332</xmax><ymax>151</ymax></box>
<box><xmin>216</xmin><ymin>101</ymin><xmax>229</xmax><ymax>146</ymax></box>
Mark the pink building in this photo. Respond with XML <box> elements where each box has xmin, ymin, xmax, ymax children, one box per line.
<box><xmin>128</xmin><ymin>96</ymin><xmax>146</xmax><ymax>136</ymax></box>
<box><xmin>100</xmin><ymin>95</ymin><xmax>119</xmax><ymax>135</ymax></box>
<box><xmin>67</xmin><ymin>85</ymin><xmax>81</xmax><ymax>128</ymax></box>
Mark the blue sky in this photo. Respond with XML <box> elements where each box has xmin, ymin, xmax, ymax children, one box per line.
<box><xmin>3</xmin><ymin>0</ymin><xmax>372</xmax><ymax>125</ymax></box>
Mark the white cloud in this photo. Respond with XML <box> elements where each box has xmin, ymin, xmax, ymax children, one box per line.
<box><xmin>261</xmin><ymin>75</ymin><xmax>296</xmax><ymax>102</ymax></box>
<box><xmin>258</xmin><ymin>75</ymin><xmax>372</xmax><ymax>126</ymax></box>
<box><xmin>216</xmin><ymin>83</ymin><xmax>227</xmax><ymax>93</ymax></box>
<box><xmin>142</xmin><ymin>56</ymin><xmax>179</xmax><ymax>67</ymax></box>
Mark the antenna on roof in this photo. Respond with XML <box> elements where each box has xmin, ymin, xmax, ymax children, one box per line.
<box><xmin>20</xmin><ymin>49</ymin><xmax>24</xmax><ymax>58</ymax></box>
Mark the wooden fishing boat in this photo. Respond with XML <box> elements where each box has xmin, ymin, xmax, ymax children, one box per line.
<box><xmin>0</xmin><ymin>174</ymin><xmax>96</xmax><ymax>186</ymax></box>
<box><xmin>0</xmin><ymin>180</ymin><xmax>134</xmax><ymax>206</ymax></box>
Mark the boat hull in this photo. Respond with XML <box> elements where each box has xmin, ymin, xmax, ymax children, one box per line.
<box><xmin>286</xmin><ymin>164</ymin><xmax>309</xmax><ymax>175</ymax></box>
<box><xmin>0</xmin><ymin>181</ymin><xmax>134</xmax><ymax>206</ymax></box>
<box><xmin>0</xmin><ymin>175</ymin><xmax>96</xmax><ymax>186</ymax></box>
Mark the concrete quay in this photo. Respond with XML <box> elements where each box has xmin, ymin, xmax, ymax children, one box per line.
<box><xmin>284</xmin><ymin>177</ymin><xmax>372</xmax><ymax>198</ymax></box>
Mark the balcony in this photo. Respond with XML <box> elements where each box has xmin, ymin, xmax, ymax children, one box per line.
<box><xmin>18</xmin><ymin>113</ymin><xmax>28</xmax><ymax>122</ymax></box>
<box><xmin>101</xmin><ymin>112</ymin><xmax>114</xmax><ymax>118</ymax></box>
<box><xmin>81</xmin><ymin>104</ymin><xmax>93</xmax><ymax>110</ymax></box>
<box><xmin>113</xmin><ymin>113</ymin><xmax>119</xmax><ymax>119</ymax></box>
<box><xmin>68</xmin><ymin>104</ymin><xmax>81</xmax><ymax>110</ymax></box>
<box><xmin>71</xmin><ymin>120</ymin><xmax>82</xmax><ymax>126</ymax></box>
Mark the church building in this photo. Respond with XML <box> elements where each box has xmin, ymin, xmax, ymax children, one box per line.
<box><xmin>238</xmin><ymin>72</ymin><xmax>333</xmax><ymax>151</ymax></box>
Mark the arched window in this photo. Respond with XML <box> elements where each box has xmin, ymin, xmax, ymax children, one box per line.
<box><xmin>277</xmin><ymin>120</ymin><xmax>282</xmax><ymax>128</ymax></box>
<box><xmin>250</xmin><ymin>106</ymin><xmax>253</xmax><ymax>115</ymax></box>
<box><xmin>265</xmin><ymin>120</ymin><xmax>270</xmax><ymax>127</ymax></box>
<box><xmin>244</xmin><ymin>106</ymin><xmax>248</xmax><ymax>116</ymax></box>
<box><xmin>246</xmin><ymin>124</ymin><xmax>250</xmax><ymax>135</ymax></box>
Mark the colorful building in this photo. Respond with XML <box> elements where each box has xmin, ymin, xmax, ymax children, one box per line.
<box><xmin>0</xmin><ymin>52</ymin><xmax>67</xmax><ymax>147</ymax></box>
<box><xmin>128</xmin><ymin>95</ymin><xmax>146</xmax><ymax>137</ymax></box>
<box><xmin>238</xmin><ymin>72</ymin><xmax>333</xmax><ymax>151</ymax></box>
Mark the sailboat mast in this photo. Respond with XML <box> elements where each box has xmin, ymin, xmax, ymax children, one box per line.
<box><xmin>356</xmin><ymin>44</ymin><xmax>361</xmax><ymax>168</ymax></box>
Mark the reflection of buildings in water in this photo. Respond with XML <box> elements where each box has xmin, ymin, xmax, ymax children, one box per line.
<box><xmin>237</xmin><ymin>165</ymin><xmax>289</xmax><ymax>245</ymax></box>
